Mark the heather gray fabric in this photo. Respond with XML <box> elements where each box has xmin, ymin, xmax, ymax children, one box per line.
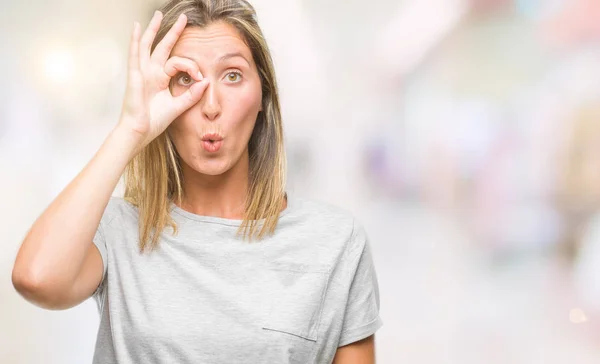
<box><xmin>91</xmin><ymin>193</ymin><xmax>383</xmax><ymax>364</ymax></box>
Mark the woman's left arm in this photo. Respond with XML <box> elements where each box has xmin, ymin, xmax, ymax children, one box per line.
<box><xmin>332</xmin><ymin>334</ymin><xmax>376</xmax><ymax>364</ymax></box>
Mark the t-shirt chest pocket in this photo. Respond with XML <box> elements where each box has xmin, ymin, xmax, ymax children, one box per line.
<box><xmin>261</xmin><ymin>261</ymin><xmax>331</xmax><ymax>342</ymax></box>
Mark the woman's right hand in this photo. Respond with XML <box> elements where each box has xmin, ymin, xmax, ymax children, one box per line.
<box><xmin>117</xmin><ymin>10</ymin><xmax>209</xmax><ymax>151</ymax></box>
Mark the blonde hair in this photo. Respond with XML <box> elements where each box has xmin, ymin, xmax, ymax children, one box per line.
<box><xmin>124</xmin><ymin>0</ymin><xmax>287</xmax><ymax>252</ymax></box>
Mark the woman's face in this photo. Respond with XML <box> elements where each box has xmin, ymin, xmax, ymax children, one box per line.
<box><xmin>167</xmin><ymin>21</ymin><xmax>262</xmax><ymax>176</ymax></box>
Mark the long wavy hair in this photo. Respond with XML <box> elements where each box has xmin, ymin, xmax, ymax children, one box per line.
<box><xmin>124</xmin><ymin>0</ymin><xmax>287</xmax><ymax>252</ymax></box>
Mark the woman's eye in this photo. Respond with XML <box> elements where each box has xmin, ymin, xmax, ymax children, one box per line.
<box><xmin>225</xmin><ymin>71</ymin><xmax>242</xmax><ymax>83</ymax></box>
<box><xmin>177</xmin><ymin>73</ymin><xmax>195</xmax><ymax>86</ymax></box>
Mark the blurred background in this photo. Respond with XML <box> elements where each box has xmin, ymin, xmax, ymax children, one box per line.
<box><xmin>2</xmin><ymin>0</ymin><xmax>600</xmax><ymax>362</ymax></box>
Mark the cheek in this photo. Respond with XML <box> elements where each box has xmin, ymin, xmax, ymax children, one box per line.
<box><xmin>167</xmin><ymin>117</ymin><xmax>194</xmax><ymax>147</ymax></box>
<box><xmin>167</xmin><ymin>118</ymin><xmax>183</xmax><ymax>137</ymax></box>
<box><xmin>170</xmin><ymin>82</ymin><xmax>189</xmax><ymax>97</ymax></box>
<box><xmin>225</xmin><ymin>86</ymin><xmax>262</xmax><ymax>124</ymax></box>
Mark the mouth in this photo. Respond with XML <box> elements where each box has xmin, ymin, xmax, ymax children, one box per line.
<box><xmin>201</xmin><ymin>133</ymin><xmax>224</xmax><ymax>143</ymax></box>
<box><xmin>201</xmin><ymin>133</ymin><xmax>224</xmax><ymax>153</ymax></box>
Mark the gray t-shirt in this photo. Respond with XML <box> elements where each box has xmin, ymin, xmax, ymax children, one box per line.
<box><xmin>91</xmin><ymin>193</ymin><xmax>383</xmax><ymax>364</ymax></box>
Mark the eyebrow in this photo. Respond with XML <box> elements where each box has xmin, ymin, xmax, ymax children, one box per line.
<box><xmin>218</xmin><ymin>52</ymin><xmax>250</xmax><ymax>66</ymax></box>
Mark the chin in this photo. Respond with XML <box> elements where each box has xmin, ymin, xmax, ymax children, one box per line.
<box><xmin>190</xmin><ymin>158</ymin><xmax>233</xmax><ymax>176</ymax></box>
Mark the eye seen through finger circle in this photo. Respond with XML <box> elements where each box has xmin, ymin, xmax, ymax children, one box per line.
<box><xmin>175</xmin><ymin>72</ymin><xmax>196</xmax><ymax>87</ymax></box>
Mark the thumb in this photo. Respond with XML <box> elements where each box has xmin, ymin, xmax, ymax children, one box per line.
<box><xmin>171</xmin><ymin>78</ymin><xmax>210</xmax><ymax>116</ymax></box>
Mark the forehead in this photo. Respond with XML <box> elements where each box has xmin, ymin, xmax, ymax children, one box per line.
<box><xmin>170</xmin><ymin>21</ymin><xmax>253</xmax><ymax>67</ymax></box>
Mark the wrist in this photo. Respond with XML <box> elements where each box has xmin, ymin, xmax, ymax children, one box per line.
<box><xmin>108</xmin><ymin>124</ymin><xmax>146</xmax><ymax>161</ymax></box>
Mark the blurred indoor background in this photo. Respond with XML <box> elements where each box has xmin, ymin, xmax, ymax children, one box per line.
<box><xmin>2</xmin><ymin>0</ymin><xmax>600</xmax><ymax>362</ymax></box>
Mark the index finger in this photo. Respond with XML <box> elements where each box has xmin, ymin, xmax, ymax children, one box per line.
<box><xmin>152</xmin><ymin>13</ymin><xmax>188</xmax><ymax>65</ymax></box>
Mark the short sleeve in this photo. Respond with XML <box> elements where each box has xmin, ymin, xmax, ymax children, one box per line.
<box><xmin>91</xmin><ymin>197</ymin><xmax>119</xmax><ymax>299</ymax></box>
<box><xmin>337</xmin><ymin>220</ymin><xmax>383</xmax><ymax>347</ymax></box>
<box><xmin>92</xmin><ymin>221</ymin><xmax>108</xmax><ymax>298</ymax></box>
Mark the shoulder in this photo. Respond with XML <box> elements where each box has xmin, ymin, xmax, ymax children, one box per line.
<box><xmin>287</xmin><ymin>196</ymin><xmax>368</xmax><ymax>254</ymax></box>
<box><xmin>99</xmin><ymin>196</ymin><xmax>139</xmax><ymax>228</ymax></box>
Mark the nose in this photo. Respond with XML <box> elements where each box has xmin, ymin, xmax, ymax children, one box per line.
<box><xmin>200</xmin><ymin>82</ymin><xmax>221</xmax><ymax>121</ymax></box>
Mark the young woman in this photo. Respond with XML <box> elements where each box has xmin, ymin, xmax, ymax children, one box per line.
<box><xmin>12</xmin><ymin>1</ymin><xmax>383</xmax><ymax>362</ymax></box>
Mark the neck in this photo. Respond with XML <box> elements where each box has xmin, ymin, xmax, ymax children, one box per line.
<box><xmin>178</xmin><ymin>149</ymin><xmax>250</xmax><ymax>219</ymax></box>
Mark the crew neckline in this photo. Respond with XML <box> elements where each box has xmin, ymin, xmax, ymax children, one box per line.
<box><xmin>170</xmin><ymin>192</ymin><xmax>294</xmax><ymax>227</ymax></box>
